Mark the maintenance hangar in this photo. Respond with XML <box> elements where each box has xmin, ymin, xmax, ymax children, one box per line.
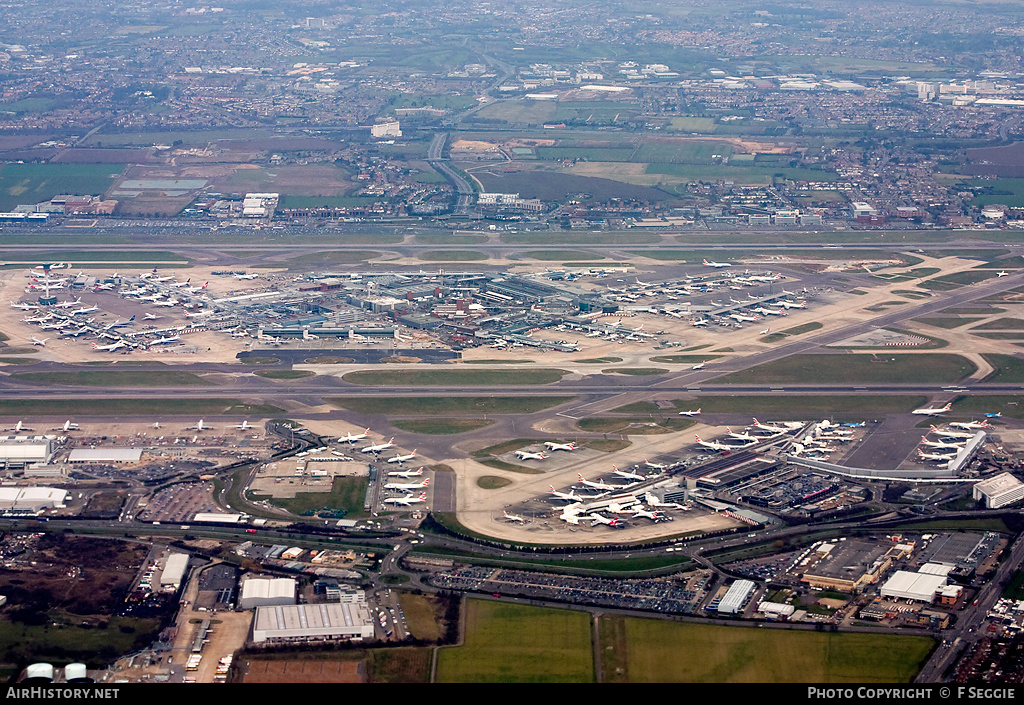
<box><xmin>67</xmin><ymin>448</ymin><xmax>143</xmax><ymax>464</ymax></box>
<box><xmin>0</xmin><ymin>439</ymin><xmax>56</xmax><ymax>468</ymax></box>
<box><xmin>251</xmin><ymin>603</ymin><xmax>374</xmax><ymax>644</ymax></box>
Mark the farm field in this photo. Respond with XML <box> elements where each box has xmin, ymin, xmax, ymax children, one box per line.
<box><xmin>436</xmin><ymin>600</ymin><xmax>594</xmax><ymax>683</ymax></box>
<box><xmin>0</xmin><ymin>163</ymin><xmax>123</xmax><ymax>211</ymax></box>
<box><xmin>599</xmin><ymin>618</ymin><xmax>933</xmax><ymax>683</ymax></box>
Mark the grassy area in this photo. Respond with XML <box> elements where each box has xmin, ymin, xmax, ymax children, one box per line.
<box><xmin>7</xmin><ymin>371</ymin><xmax>213</xmax><ymax>386</ymax></box>
<box><xmin>914</xmin><ymin>318</ymin><xmax>984</xmax><ymax>329</ymax></box>
<box><xmin>0</xmin><ymin>398</ymin><xmax>281</xmax><ymax>416</ymax></box>
<box><xmin>600</xmin><ymin>618</ymin><xmax>933</xmax><ymax>683</ymax></box>
<box><xmin>471</xmin><ymin>438</ymin><xmax>547</xmax><ymax>458</ymax></box>
<box><xmin>780</xmin><ymin>322</ymin><xmax>824</xmax><ymax>336</ymax></box>
<box><xmin>576</xmin><ymin>416</ymin><xmax>694</xmax><ymax>434</ymax></box>
<box><xmin>576</xmin><ymin>357</ymin><xmax>623</xmax><ymax>363</ymax></box>
<box><xmin>971</xmin><ymin>318</ymin><xmax>1024</xmax><ymax>331</ymax></box>
<box><xmin>341</xmin><ymin>369</ymin><xmax>567</xmax><ymax>386</ymax></box>
<box><xmin>417</xmin><ymin>250</ymin><xmax>488</xmax><ymax>262</ymax></box>
<box><xmin>981</xmin><ymin>354</ymin><xmax>1024</xmax><ymax>383</ymax></box>
<box><xmin>614</xmin><ymin>395</ymin><xmax>927</xmax><ymax>417</ymax></box>
<box><xmin>602</xmin><ymin>368</ymin><xmax>668</xmax><ymax>375</ymax></box>
<box><xmin>521</xmin><ymin>250</ymin><xmax>603</xmax><ymax>261</ymax></box>
<box><xmin>436</xmin><ymin>600</ymin><xmax>594</xmax><ymax>683</ymax></box>
<box><xmin>391</xmin><ymin>418</ymin><xmax>494</xmax><ymax>434</ymax></box>
<box><xmin>0</xmin><ymin>615</ymin><xmax>160</xmax><ymax>668</ymax></box>
<box><xmin>0</xmin><ymin>163</ymin><xmax>124</xmax><ymax>211</ymax></box>
<box><xmin>950</xmin><ymin>395</ymin><xmax>1024</xmax><ymax>419</ymax></box>
<box><xmin>649</xmin><ymin>355</ymin><xmax>721</xmax><ymax>363</ymax></box>
<box><xmin>715</xmin><ymin>354</ymin><xmax>976</xmax><ymax>385</ymax></box>
<box><xmin>255</xmin><ymin>476</ymin><xmax>368</xmax><ymax>518</ymax></box>
<box><xmin>477</xmin><ymin>475</ymin><xmax>513</xmax><ymax>489</ymax></box>
<box><xmin>254</xmin><ymin>370</ymin><xmax>316</xmax><ymax>380</ymax></box>
<box><xmin>326</xmin><ymin>396</ymin><xmax>574</xmax><ymax>414</ymax></box>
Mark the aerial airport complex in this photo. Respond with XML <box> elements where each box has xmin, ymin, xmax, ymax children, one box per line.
<box><xmin>3</xmin><ymin>242</ymin><xmax>1024</xmax><ymax>683</ymax></box>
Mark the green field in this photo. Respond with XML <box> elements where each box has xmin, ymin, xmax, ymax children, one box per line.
<box><xmin>326</xmin><ymin>396</ymin><xmax>575</xmax><ymax>414</ymax></box>
<box><xmin>0</xmin><ymin>398</ymin><xmax>282</xmax><ymax>416</ymax></box>
<box><xmin>255</xmin><ymin>370</ymin><xmax>316</xmax><ymax>380</ymax></box>
<box><xmin>0</xmin><ymin>163</ymin><xmax>124</xmax><ymax>211</ymax></box>
<box><xmin>715</xmin><ymin>354</ymin><xmax>976</xmax><ymax>385</ymax></box>
<box><xmin>436</xmin><ymin>600</ymin><xmax>594</xmax><ymax>683</ymax></box>
<box><xmin>577</xmin><ymin>416</ymin><xmax>694</xmax><ymax>434</ymax></box>
<box><xmin>7</xmin><ymin>371</ymin><xmax>213</xmax><ymax>387</ymax></box>
<box><xmin>417</xmin><ymin>250</ymin><xmax>488</xmax><ymax>262</ymax></box>
<box><xmin>950</xmin><ymin>395</ymin><xmax>1024</xmax><ymax>419</ymax></box>
<box><xmin>341</xmin><ymin>369</ymin><xmax>567</xmax><ymax>386</ymax></box>
<box><xmin>601</xmin><ymin>619</ymin><xmax>933</xmax><ymax>683</ymax></box>
<box><xmin>982</xmin><ymin>354</ymin><xmax>1024</xmax><ymax>383</ymax></box>
<box><xmin>603</xmin><ymin>368</ymin><xmax>668</xmax><ymax>376</ymax></box>
<box><xmin>252</xmin><ymin>476</ymin><xmax>368</xmax><ymax>518</ymax></box>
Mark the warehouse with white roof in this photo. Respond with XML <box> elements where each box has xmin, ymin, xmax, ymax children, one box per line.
<box><xmin>239</xmin><ymin>577</ymin><xmax>297</xmax><ymax>610</ymax></box>
<box><xmin>0</xmin><ymin>487</ymin><xmax>68</xmax><ymax>513</ymax></box>
<box><xmin>251</xmin><ymin>603</ymin><xmax>374</xmax><ymax>643</ymax></box>
<box><xmin>879</xmin><ymin>571</ymin><xmax>947</xmax><ymax>602</ymax></box>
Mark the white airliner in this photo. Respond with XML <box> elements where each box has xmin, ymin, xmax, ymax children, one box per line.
<box><xmin>169</xmin><ymin>278</ymin><xmax>191</xmax><ymax>288</ymax></box>
<box><xmin>515</xmin><ymin>450</ymin><xmax>547</xmax><ymax>460</ymax></box>
<box><xmin>234</xmin><ymin>273</ymin><xmax>259</xmax><ymax>280</ymax></box>
<box><xmin>691</xmin><ymin>362</ymin><xmax>706</xmax><ymax>370</ymax></box>
<box><xmin>7</xmin><ymin>421</ymin><xmax>34</xmax><ymax>432</ymax></box>
<box><xmin>778</xmin><ymin>300</ymin><xmax>806</xmax><ymax>309</ymax></box>
<box><xmin>339</xmin><ymin>428</ymin><xmax>371</xmax><ymax>444</ymax></box>
<box><xmin>725</xmin><ymin>427</ymin><xmax>760</xmax><ymax>442</ymax></box>
<box><xmin>613</xmin><ymin>466</ymin><xmax>645</xmax><ymax>481</ymax></box>
<box><xmin>728</xmin><ymin>313</ymin><xmax>758</xmax><ymax>323</ymax></box>
<box><xmin>576</xmin><ymin>473</ymin><xmax>612</xmax><ymax>491</ymax></box>
<box><xmin>388</xmin><ymin>466</ymin><xmax>424</xmax><ymax>478</ymax></box>
<box><xmin>544</xmin><ymin>441</ymin><xmax>576</xmax><ymax>452</ymax></box>
<box><xmin>703</xmin><ymin>258</ymin><xmax>732</xmax><ymax>268</ymax></box>
<box><xmin>189</xmin><ymin>419</ymin><xmax>215</xmax><ymax>431</ymax></box>
<box><xmin>92</xmin><ymin>341</ymin><xmax>127</xmax><ymax>352</ymax></box>
<box><xmin>918</xmin><ymin>449</ymin><xmax>957</xmax><ymax>462</ymax></box>
<box><xmin>362</xmin><ymin>437</ymin><xmax>396</xmax><ymax>453</ymax></box>
<box><xmin>383</xmin><ymin>492</ymin><xmax>427</xmax><ymax>506</ymax></box>
<box><xmin>643</xmin><ymin>459</ymin><xmax>668</xmax><ymax>471</ymax></box>
<box><xmin>10</xmin><ymin>301</ymin><xmax>39</xmax><ymax>310</ymax></box>
<box><xmin>384</xmin><ymin>477</ymin><xmax>430</xmax><ymax>491</ymax></box>
<box><xmin>949</xmin><ymin>420</ymin><xmax>990</xmax><ymax>431</ymax></box>
<box><xmin>52</xmin><ymin>420</ymin><xmax>79</xmax><ymax>432</ymax></box>
<box><xmin>694</xmin><ymin>435</ymin><xmax>733</xmax><ymax>451</ymax></box>
<box><xmin>54</xmin><ymin>297</ymin><xmax>81</xmax><ymax>309</ymax></box>
<box><xmin>71</xmin><ymin>306</ymin><xmax>98</xmax><ymax>316</ymax></box>
<box><xmin>928</xmin><ymin>425</ymin><xmax>974</xmax><ymax>440</ymax></box>
<box><xmin>644</xmin><ymin>492</ymin><xmax>685</xmax><ymax>510</ymax></box>
<box><xmin>558</xmin><ymin>505</ymin><xmax>583</xmax><ymax>524</ymax></box>
<box><xmin>387</xmin><ymin>449</ymin><xmax>417</xmax><ymax>464</ymax></box>
<box><xmin>760</xmin><ymin>328</ymin><xmax>771</xmax><ymax>335</ymax></box>
<box><xmin>920</xmin><ymin>436</ymin><xmax>965</xmax><ymax>450</ymax></box>
<box><xmin>549</xmin><ymin>486</ymin><xmax>581</xmax><ymax>502</ymax></box>
<box><xmin>912</xmin><ymin>402</ymin><xmax>952</xmax><ymax>416</ymax></box>
<box><xmin>998</xmin><ymin>271</ymin><xmax>1009</xmax><ymax>277</ymax></box>
<box><xmin>628</xmin><ymin>506</ymin><xmax>667</xmax><ymax>522</ymax></box>
<box><xmin>502</xmin><ymin>511</ymin><xmax>527</xmax><ymax>524</ymax></box>
<box><xmin>590</xmin><ymin>513</ymin><xmax>624</xmax><ymax>528</ymax></box>
<box><xmin>30</xmin><ymin>337</ymin><xmax>48</xmax><ymax>346</ymax></box>
<box><xmin>230</xmin><ymin>420</ymin><xmax>253</xmax><ymax>430</ymax></box>
<box><xmin>678</xmin><ymin>408</ymin><xmax>701</xmax><ymax>417</ymax></box>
